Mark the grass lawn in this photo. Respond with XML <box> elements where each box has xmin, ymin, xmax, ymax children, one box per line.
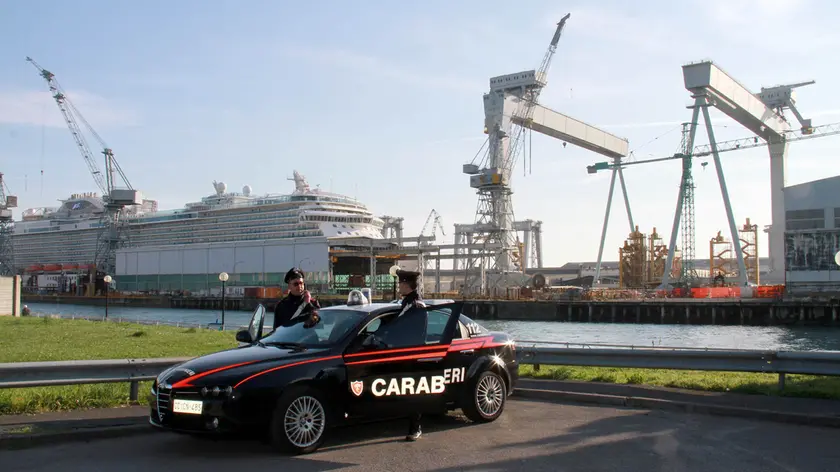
<box><xmin>3</xmin><ymin>316</ymin><xmax>840</xmax><ymax>416</ymax></box>
<box><xmin>518</xmin><ymin>365</ymin><xmax>840</xmax><ymax>400</ymax></box>
<box><xmin>0</xmin><ymin>316</ymin><xmax>238</xmax><ymax>415</ymax></box>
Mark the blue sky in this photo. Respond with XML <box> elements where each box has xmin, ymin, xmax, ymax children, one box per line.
<box><xmin>2</xmin><ymin>0</ymin><xmax>839</xmax><ymax>268</ymax></box>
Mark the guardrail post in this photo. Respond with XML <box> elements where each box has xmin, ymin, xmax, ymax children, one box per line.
<box><xmin>778</xmin><ymin>373</ymin><xmax>786</xmax><ymax>392</ymax></box>
<box><xmin>130</xmin><ymin>380</ymin><xmax>139</xmax><ymax>401</ymax></box>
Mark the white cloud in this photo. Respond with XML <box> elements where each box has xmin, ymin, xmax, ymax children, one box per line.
<box><xmin>275</xmin><ymin>45</ymin><xmax>483</xmax><ymax>93</ymax></box>
<box><xmin>706</xmin><ymin>0</ymin><xmax>805</xmax><ymax>23</ymax></box>
<box><xmin>0</xmin><ymin>89</ymin><xmax>139</xmax><ymax>130</ymax></box>
<box><xmin>701</xmin><ymin>0</ymin><xmax>840</xmax><ymax>52</ymax></box>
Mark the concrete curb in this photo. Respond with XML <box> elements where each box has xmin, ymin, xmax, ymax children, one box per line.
<box><xmin>0</xmin><ymin>418</ymin><xmax>153</xmax><ymax>451</ymax></box>
<box><xmin>513</xmin><ymin>388</ymin><xmax>840</xmax><ymax>429</ymax></box>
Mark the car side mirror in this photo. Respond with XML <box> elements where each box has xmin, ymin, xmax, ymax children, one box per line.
<box><xmin>235</xmin><ymin>329</ymin><xmax>253</xmax><ymax>344</ymax></box>
<box><xmin>361</xmin><ymin>333</ymin><xmax>375</xmax><ymax>347</ymax></box>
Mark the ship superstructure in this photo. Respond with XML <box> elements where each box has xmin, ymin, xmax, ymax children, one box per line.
<box><xmin>12</xmin><ymin>171</ymin><xmax>385</xmax><ymax>274</ymax></box>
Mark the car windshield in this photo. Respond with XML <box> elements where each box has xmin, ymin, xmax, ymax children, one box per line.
<box><xmin>260</xmin><ymin>308</ymin><xmax>367</xmax><ymax>347</ymax></box>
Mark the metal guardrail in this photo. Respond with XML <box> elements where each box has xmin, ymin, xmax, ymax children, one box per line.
<box><xmin>516</xmin><ymin>344</ymin><xmax>840</xmax><ymax>390</ymax></box>
<box><xmin>3</xmin><ymin>344</ymin><xmax>840</xmax><ymax>397</ymax></box>
<box><xmin>0</xmin><ymin>357</ymin><xmax>192</xmax><ymax>400</ymax></box>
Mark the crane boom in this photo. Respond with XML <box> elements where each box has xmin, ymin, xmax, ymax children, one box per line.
<box><xmin>588</xmin><ymin>121</ymin><xmax>840</xmax><ymax>172</ymax></box>
<box><xmin>507</xmin><ymin>14</ymin><xmax>572</xmax><ymax>172</ymax></box>
<box><xmin>25</xmin><ymin>57</ymin><xmax>109</xmax><ymax>196</ymax></box>
<box><xmin>26</xmin><ymin>56</ymin><xmax>139</xmax><ymax>279</ymax></box>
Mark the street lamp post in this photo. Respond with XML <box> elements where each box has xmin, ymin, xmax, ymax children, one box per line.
<box><xmin>389</xmin><ymin>264</ymin><xmax>400</xmax><ymax>301</ymax></box>
<box><xmin>103</xmin><ymin>275</ymin><xmax>112</xmax><ymax>320</ymax></box>
<box><xmin>219</xmin><ymin>272</ymin><xmax>229</xmax><ymax>330</ymax></box>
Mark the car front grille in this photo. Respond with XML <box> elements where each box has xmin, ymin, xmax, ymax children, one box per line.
<box><xmin>156</xmin><ymin>385</ymin><xmax>171</xmax><ymax>421</ymax></box>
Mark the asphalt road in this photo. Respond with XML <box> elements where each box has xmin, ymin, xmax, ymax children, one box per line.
<box><xmin>3</xmin><ymin>398</ymin><xmax>840</xmax><ymax>471</ymax></box>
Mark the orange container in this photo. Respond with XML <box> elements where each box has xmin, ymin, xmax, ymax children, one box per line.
<box><xmin>691</xmin><ymin>288</ymin><xmax>710</xmax><ymax>298</ymax></box>
<box><xmin>263</xmin><ymin>287</ymin><xmax>282</xmax><ymax>299</ymax></box>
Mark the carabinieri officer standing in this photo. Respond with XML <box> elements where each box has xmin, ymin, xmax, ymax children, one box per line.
<box><xmin>395</xmin><ymin>269</ymin><xmax>426</xmax><ymax>441</ymax></box>
<box><xmin>273</xmin><ymin>267</ymin><xmax>321</xmax><ymax>330</ymax></box>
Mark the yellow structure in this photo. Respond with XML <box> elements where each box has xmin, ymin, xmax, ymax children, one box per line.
<box><xmin>739</xmin><ymin>218</ymin><xmax>760</xmax><ymax>285</ymax></box>
<box><xmin>619</xmin><ymin>226</ymin><xmax>647</xmax><ymax>288</ymax></box>
<box><xmin>647</xmin><ymin>227</ymin><xmax>669</xmax><ymax>286</ymax></box>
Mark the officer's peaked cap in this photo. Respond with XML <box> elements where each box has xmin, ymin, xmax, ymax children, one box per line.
<box><xmin>284</xmin><ymin>267</ymin><xmax>305</xmax><ymax>284</ymax></box>
<box><xmin>396</xmin><ymin>269</ymin><xmax>421</xmax><ymax>284</ymax></box>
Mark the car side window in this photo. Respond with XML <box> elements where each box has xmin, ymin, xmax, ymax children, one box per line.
<box><xmin>426</xmin><ymin>309</ymin><xmax>462</xmax><ymax>343</ymax></box>
<box><xmin>376</xmin><ymin>306</ymin><xmax>427</xmax><ymax>348</ymax></box>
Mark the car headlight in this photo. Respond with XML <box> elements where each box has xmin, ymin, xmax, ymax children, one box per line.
<box><xmin>200</xmin><ymin>386</ymin><xmax>234</xmax><ymax>398</ymax></box>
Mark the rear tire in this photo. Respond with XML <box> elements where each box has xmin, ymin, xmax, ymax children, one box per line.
<box><xmin>461</xmin><ymin>370</ymin><xmax>507</xmax><ymax>423</ymax></box>
<box><xmin>269</xmin><ymin>386</ymin><xmax>328</xmax><ymax>454</ymax></box>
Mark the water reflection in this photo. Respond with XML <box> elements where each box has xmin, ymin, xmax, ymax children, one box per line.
<box><xmin>23</xmin><ymin>302</ymin><xmax>840</xmax><ymax>352</ymax></box>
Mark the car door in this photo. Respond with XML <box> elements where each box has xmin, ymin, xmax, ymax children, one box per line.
<box><xmin>237</xmin><ymin>304</ymin><xmax>266</xmax><ymax>346</ymax></box>
<box><xmin>342</xmin><ymin>302</ymin><xmax>463</xmax><ymax>419</ymax></box>
<box><xmin>425</xmin><ymin>305</ymin><xmax>473</xmax><ymax>404</ymax></box>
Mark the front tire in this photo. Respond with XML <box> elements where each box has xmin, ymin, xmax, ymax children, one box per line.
<box><xmin>461</xmin><ymin>370</ymin><xmax>507</xmax><ymax>423</ymax></box>
<box><xmin>269</xmin><ymin>386</ymin><xmax>328</xmax><ymax>454</ymax></box>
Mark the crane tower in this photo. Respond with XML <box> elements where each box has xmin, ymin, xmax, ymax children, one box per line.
<box><xmin>26</xmin><ymin>57</ymin><xmax>140</xmax><ymax>278</ymax></box>
<box><xmin>0</xmin><ymin>173</ymin><xmax>17</xmax><ymax>276</ymax></box>
<box><xmin>458</xmin><ymin>15</ymin><xmax>630</xmax><ymax>291</ymax></box>
<box><xmin>462</xmin><ymin>14</ymin><xmax>571</xmax><ymax>275</ymax></box>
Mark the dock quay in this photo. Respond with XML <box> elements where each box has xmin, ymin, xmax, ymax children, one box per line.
<box><xmin>20</xmin><ymin>293</ymin><xmax>840</xmax><ymax>326</ymax></box>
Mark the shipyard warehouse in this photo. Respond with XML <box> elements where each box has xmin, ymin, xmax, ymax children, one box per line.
<box><xmin>783</xmin><ymin>175</ymin><xmax>840</xmax><ymax>293</ymax></box>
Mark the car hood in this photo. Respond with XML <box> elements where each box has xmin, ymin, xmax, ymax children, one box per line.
<box><xmin>157</xmin><ymin>344</ymin><xmax>331</xmax><ymax>388</ymax></box>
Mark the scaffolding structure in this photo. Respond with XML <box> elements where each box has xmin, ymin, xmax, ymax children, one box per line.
<box><xmin>648</xmin><ymin>227</ymin><xmax>669</xmax><ymax>286</ymax></box>
<box><xmin>709</xmin><ymin>231</ymin><xmax>735</xmax><ymax>285</ymax></box>
<box><xmin>619</xmin><ymin>226</ymin><xmax>647</xmax><ymax>288</ymax></box>
<box><xmin>739</xmin><ymin>217</ymin><xmax>760</xmax><ymax>285</ymax></box>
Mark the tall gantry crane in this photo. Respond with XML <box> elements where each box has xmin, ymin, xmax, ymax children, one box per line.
<box><xmin>26</xmin><ymin>57</ymin><xmax>141</xmax><ymax>278</ymax></box>
<box><xmin>588</xmin><ymin>112</ymin><xmax>840</xmax><ymax>286</ymax></box>
<box><xmin>458</xmin><ymin>14</ymin><xmax>630</xmax><ymax>292</ymax></box>
<box><xmin>0</xmin><ymin>173</ymin><xmax>18</xmax><ymax>276</ymax></box>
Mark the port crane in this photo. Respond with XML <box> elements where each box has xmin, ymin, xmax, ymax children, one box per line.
<box><xmin>416</xmin><ymin>209</ymin><xmax>446</xmax><ymax>287</ymax></box>
<box><xmin>26</xmin><ymin>57</ymin><xmax>141</xmax><ymax>279</ymax></box>
<box><xmin>0</xmin><ymin>173</ymin><xmax>18</xmax><ymax>276</ymax></box>
<box><xmin>587</xmin><ymin>67</ymin><xmax>840</xmax><ymax>287</ymax></box>
<box><xmin>458</xmin><ymin>13</ymin><xmax>630</xmax><ymax>291</ymax></box>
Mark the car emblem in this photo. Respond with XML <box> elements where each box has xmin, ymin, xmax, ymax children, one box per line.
<box><xmin>350</xmin><ymin>380</ymin><xmax>364</xmax><ymax>397</ymax></box>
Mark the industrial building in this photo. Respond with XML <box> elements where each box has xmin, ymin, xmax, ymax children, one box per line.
<box><xmin>113</xmin><ymin>234</ymin><xmax>427</xmax><ymax>298</ymax></box>
<box><xmin>784</xmin><ymin>175</ymin><xmax>840</xmax><ymax>292</ymax></box>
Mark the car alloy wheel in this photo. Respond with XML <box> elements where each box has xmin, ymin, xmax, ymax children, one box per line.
<box><xmin>461</xmin><ymin>370</ymin><xmax>507</xmax><ymax>423</ymax></box>
<box><xmin>475</xmin><ymin>372</ymin><xmax>504</xmax><ymax>417</ymax></box>
<box><xmin>283</xmin><ymin>395</ymin><xmax>326</xmax><ymax>449</ymax></box>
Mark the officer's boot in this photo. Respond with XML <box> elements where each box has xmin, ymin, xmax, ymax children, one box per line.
<box><xmin>405</xmin><ymin>413</ymin><xmax>422</xmax><ymax>441</ymax></box>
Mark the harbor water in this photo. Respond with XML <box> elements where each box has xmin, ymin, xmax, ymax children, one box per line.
<box><xmin>23</xmin><ymin>302</ymin><xmax>840</xmax><ymax>352</ymax></box>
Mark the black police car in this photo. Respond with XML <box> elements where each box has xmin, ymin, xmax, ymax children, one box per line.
<box><xmin>149</xmin><ymin>291</ymin><xmax>518</xmax><ymax>454</ymax></box>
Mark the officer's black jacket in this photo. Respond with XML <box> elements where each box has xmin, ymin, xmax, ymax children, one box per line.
<box><xmin>273</xmin><ymin>293</ymin><xmax>321</xmax><ymax>330</ymax></box>
<box><xmin>399</xmin><ymin>290</ymin><xmax>425</xmax><ymax>310</ymax></box>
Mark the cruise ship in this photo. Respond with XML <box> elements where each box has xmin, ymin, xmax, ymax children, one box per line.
<box><xmin>12</xmin><ymin>171</ymin><xmax>386</xmax><ymax>274</ymax></box>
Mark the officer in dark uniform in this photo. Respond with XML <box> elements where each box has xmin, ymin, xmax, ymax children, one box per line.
<box><xmin>273</xmin><ymin>268</ymin><xmax>321</xmax><ymax>330</ymax></box>
<box><xmin>395</xmin><ymin>269</ymin><xmax>426</xmax><ymax>441</ymax></box>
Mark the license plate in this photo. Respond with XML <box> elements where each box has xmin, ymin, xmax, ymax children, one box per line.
<box><xmin>172</xmin><ymin>399</ymin><xmax>203</xmax><ymax>415</ymax></box>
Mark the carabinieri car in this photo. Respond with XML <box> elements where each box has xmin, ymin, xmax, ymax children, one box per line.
<box><xmin>148</xmin><ymin>291</ymin><xmax>518</xmax><ymax>454</ymax></box>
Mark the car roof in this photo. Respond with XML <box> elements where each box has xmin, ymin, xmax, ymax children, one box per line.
<box><xmin>322</xmin><ymin>299</ymin><xmax>459</xmax><ymax>314</ymax></box>
<box><xmin>387</xmin><ymin>299</ymin><xmax>456</xmax><ymax>305</ymax></box>
<box><xmin>318</xmin><ymin>301</ymin><xmax>484</xmax><ymax>331</ymax></box>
